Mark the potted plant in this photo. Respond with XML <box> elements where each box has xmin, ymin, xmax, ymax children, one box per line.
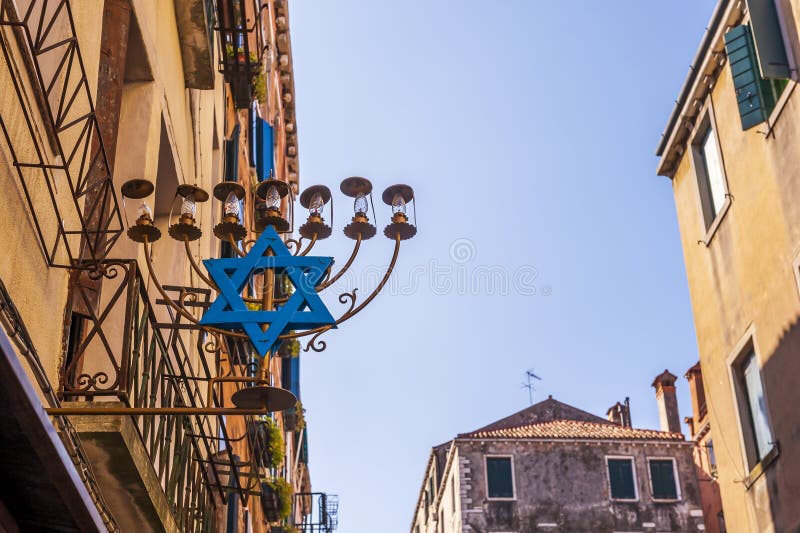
<box><xmin>277</xmin><ymin>337</ymin><xmax>300</xmax><ymax>358</ymax></box>
<box><xmin>251</xmin><ymin>74</ymin><xmax>267</xmax><ymax>104</ymax></box>
<box><xmin>260</xmin><ymin>477</ymin><xmax>293</xmax><ymax>523</ymax></box>
<box><xmin>225</xmin><ymin>43</ymin><xmax>259</xmax><ymax>65</ymax></box>
<box><xmin>247</xmin><ymin>418</ymin><xmax>284</xmax><ymax>469</ymax></box>
<box><xmin>271</xmin><ymin>526</ymin><xmax>298</xmax><ymax>533</ymax></box>
<box><xmin>283</xmin><ymin>401</ymin><xmax>304</xmax><ymax>432</ymax></box>
<box><xmin>224</xmin><ymin>43</ymin><xmax>261</xmax><ymax>108</ymax></box>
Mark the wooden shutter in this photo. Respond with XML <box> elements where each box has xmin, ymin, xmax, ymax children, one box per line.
<box><xmin>223</xmin><ymin>125</ymin><xmax>240</xmax><ymax>181</ymax></box>
<box><xmin>221</xmin><ymin>125</ymin><xmax>241</xmax><ymax>258</ymax></box>
<box><xmin>607</xmin><ymin>459</ymin><xmax>636</xmax><ymax>499</ymax></box>
<box><xmin>746</xmin><ymin>0</ymin><xmax>790</xmax><ymax>79</ymax></box>
<box><xmin>255</xmin><ymin>118</ymin><xmax>274</xmax><ymax>182</ymax></box>
<box><xmin>649</xmin><ymin>459</ymin><xmax>678</xmax><ymax>500</ymax></box>
<box><xmin>281</xmin><ymin>356</ymin><xmax>300</xmax><ymax>397</ymax></box>
<box><xmin>725</xmin><ymin>25</ymin><xmax>777</xmax><ymax>130</ymax></box>
<box><xmin>486</xmin><ymin>457</ymin><xmax>514</xmax><ymax>498</ymax></box>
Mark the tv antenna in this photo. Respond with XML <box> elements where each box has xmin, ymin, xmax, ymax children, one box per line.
<box><xmin>521</xmin><ymin>369</ymin><xmax>542</xmax><ymax>405</ymax></box>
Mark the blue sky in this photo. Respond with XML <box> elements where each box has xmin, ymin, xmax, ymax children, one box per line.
<box><xmin>289</xmin><ymin>1</ymin><xmax>717</xmax><ymax>530</ymax></box>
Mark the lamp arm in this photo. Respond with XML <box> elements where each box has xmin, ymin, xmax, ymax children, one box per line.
<box><xmin>278</xmin><ymin>233</ymin><xmax>401</xmax><ymax>348</ymax></box>
<box><xmin>317</xmin><ymin>233</ymin><xmax>362</xmax><ymax>290</ymax></box>
<box><xmin>299</xmin><ymin>233</ymin><xmax>318</xmax><ymax>256</ymax></box>
<box><xmin>334</xmin><ymin>233</ymin><xmax>400</xmax><ymax>323</ymax></box>
<box><xmin>184</xmin><ymin>238</ymin><xmax>218</xmax><ymax>291</ymax></box>
<box><xmin>227</xmin><ymin>234</ymin><xmax>248</xmax><ymax>257</ymax></box>
<box><xmin>143</xmin><ymin>239</ymin><xmax>250</xmax><ymax>340</ymax></box>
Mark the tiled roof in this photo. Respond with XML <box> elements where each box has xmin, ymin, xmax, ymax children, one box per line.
<box><xmin>460</xmin><ymin>419</ymin><xmax>685</xmax><ymax>442</ymax></box>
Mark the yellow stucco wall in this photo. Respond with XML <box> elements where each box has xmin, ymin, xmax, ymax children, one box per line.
<box><xmin>670</xmin><ymin>53</ymin><xmax>800</xmax><ymax>533</ymax></box>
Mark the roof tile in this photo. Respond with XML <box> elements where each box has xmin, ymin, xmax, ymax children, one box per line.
<box><xmin>459</xmin><ymin>419</ymin><xmax>684</xmax><ymax>442</ymax></box>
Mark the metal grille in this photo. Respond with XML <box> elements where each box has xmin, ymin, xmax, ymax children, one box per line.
<box><xmin>0</xmin><ymin>0</ymin><xmax>123</xmax><ymax>270</ymax></box>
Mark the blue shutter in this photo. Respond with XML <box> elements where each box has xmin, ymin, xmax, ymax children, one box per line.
<box><xmin>221</xmin><ymin>126</ymin><xmax>240</xmax><ymax>258</ymax></box>
<box><xmin>725</xmin><ymin>25</ymin><xmax>775</xmax><ymax>130</ymax></box>
<box><xmin>281</xmin><ymin>356</ymin><xmax>300</xmax><ymax>398</ymax></box>
<box><xmin>249</xmin><ymin>108</ymin><xmax>257</xmax><ymax>168</ymax></box>
<box><xmin>225</xmin><ymin>454</ymin><xmax>241</xmax><ymax>531</ymax></box>
<box><xmin>746</xmin><ymin>0</ymin><xmax>790</xmax><ymax>79</ymax></box>
<box><xmin>255</xmin><ymin>118</ymin><xmax>274</xmax><ymax>182</ymax></box>
<box><xmin>223</xmin><ymin>125</ymin><xmax>240</xmax><ymax>181</ymax></box>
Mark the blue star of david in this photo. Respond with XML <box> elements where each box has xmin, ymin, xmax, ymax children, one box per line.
<box><xmin>199</xmin><ymin>226</ymin><xmax>336</xmax><ymax>356</ymax></box>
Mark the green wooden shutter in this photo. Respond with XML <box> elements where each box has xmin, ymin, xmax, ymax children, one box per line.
<box><xmin>725</xmin><ymin>25</ymin><xmax>777</xmax><ymax>130</ymax></box>
<box><xmin>486</xmin><ymin>457</ymin><xmax>514</xmax><ymax>498</ymax></box>
<box><xmin>649</xmin><ymin>460</ymin><xmax>678</xmax><ymax>500</ymax></box>
<box><xmin>746</xmin><ymin>0</ymin><xmax>790</xmax><ymax>79</ymax></box>
<box><xmin>607</xmin><ymin>459</ymin><xmax>636</xmax><ymax>499</ymax></box>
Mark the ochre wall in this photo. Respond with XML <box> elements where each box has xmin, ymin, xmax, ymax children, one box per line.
<box><xmin>670</xmin><ymin>46</ymin><xmax>800</xmax><ymax>533</ymax></box>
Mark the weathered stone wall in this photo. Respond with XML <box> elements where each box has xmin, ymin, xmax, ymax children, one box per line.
<box><xmin>457</xmin><ymin>439</ymin><xmax>704</xmax><ymax>533</ymax></box>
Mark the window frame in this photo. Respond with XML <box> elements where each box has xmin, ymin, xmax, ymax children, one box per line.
<box><xmin>604</xmin><ymin>455</ymin><xmax>639</xmax><ymax>502</ymax></box>
<box><xmin>792</xmin><ymin>251</ymin><xmax>800</xmax><ymax>301</ymax></box>
<box><xmin>484</xmin><ymin>454</ymin><xmax>516</xmax><ymax>501</ymax></box>
<box><xmin>726</xmin><ymin>329</ymin><xmax>777</xmax><ymax>474</ymax></box>
<box><xmin>646</xmin><ymin>457</ymin><xmax>682</xmax><ymax>502</ymax></box>
<box><xmin>689</xmin><ymin>100</ymin><xmax>731</xmax><ymax>244</ymax></box>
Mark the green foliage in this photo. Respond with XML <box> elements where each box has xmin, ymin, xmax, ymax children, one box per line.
<box><xmin>265</xmin><ymin>418</ymin><xmax>285</xmax><ymax>467</ymax></box>
<box><xmin>264</xmin><ymin>477</ymin><xmax>293</xmax><ymax>520</ymax></box>
<box><xmin>278</xmin><ymin>337</ymin><xmax>300</xmax><ymax>357</ymax></box>
<box><xmin>251</xmin><ymin>74</ymin><xmax>267</xmax><ymax>104</ymax></box>
<box><xmin>225</xmin><ymin>43</ymin><xmax>259</xmax><ymax>63</ymax></box>
<box><xmin>295</xmin><ymin>401</ymin><xmax>306</xmax><ymax>431</ymax></box>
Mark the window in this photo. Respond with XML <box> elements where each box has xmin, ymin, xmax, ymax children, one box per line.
<box><xmin>485</xmin><ymin>456</ymin><xmax>515</xmax><ymax>499</ymax></box>
<box><xmin>606</xmin><ymin>457</ymin><xmax>637</xmax><ymax>500</ymax></box>
<box><xmin>734</xmin><ymin>349</ymin><xmax>774</xmax><ymax>467</ymax></box>
<box><xmin>691</xmin><ymin>113</ymin><xmax>728</xmax><ymax>232</ymax></box>
<box><xmin>701</xmin><ymin>127</ymin><xmax>726</xmax><ymax>219</ymax></box>
<box><xmin>724</xmin><ymin>16</ymin><xmax>792</xmax><ymax>131</ymax></box>
<box><xmin>707</xmin><ymin>439</ymin><xmax>717</xmax><ymax>476</ymax></box>
<box><xmin>648</xmin><ymin>458</ymin><xmax>680</xmax><ymax>500</ymax></box>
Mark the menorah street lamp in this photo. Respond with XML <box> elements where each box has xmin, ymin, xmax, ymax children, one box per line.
<box><xmin>49</xmin><ymin>176</ymin><xmax>417</xmax><ymax>417</ymax></box>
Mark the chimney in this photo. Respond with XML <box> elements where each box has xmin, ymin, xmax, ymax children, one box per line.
<box><xmin>652</xmin><ymin>370</ymin><xmax>681</xmax><ymax>433</ymax></box>
<box><xmin>605</xmin><ymin>397</ymin><xmax>632</xmax><ymax>427</ymax></box>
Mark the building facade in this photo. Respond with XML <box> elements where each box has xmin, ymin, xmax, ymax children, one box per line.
<box><xmin>684</xmin><ymin>363</ymin><xmax>725</xmax><ymax>533</ymax></box>
<box><xmin>411</xmin><ymin>394</ymin><xmax>705</xmax><ymax>533</ymax></box>
<box><xmin>656</xmin><ymin>0</ymin><xmax>800</xmax><ymax>530</ymax></box>
<box><xmin>0</xmin><ymin>0</ymin><xmax>322</xmax><ymax>531</ymax></box>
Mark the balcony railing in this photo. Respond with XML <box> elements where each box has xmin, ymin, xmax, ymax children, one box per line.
<box><xmin>295</xmin><ymin>492</ymin><xmax>339</xmax><ymax>533</ymax></box>
<box><xmin>0</xmin><ymin>0</ymin><xmax>123</xmax><ymax>270</ymax></box>
<box><xmin>0</xmin><ymin>275</ymin><xmax>120</xmax><ymax>531</ymax></box>
<box><xmin>215</xmin><ymin>0</ymin><xmax>267</xmax><ymax>108</ymax></box>
<box><xmin>60</xmin><ymin>259</ymin><xmax>290</xmax><ymax>528</ymax></box>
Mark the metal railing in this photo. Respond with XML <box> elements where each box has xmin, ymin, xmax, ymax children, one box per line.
<box><xmin>215</xmin><ymin>0</ymin><xmax>267</xmax><ymax>107</ymax></box>
<box><xmin>59</xmin><ymin>260</ymin><xmax>229</xmax><ymax>531</ymax></box>
<box><xmin>0</xmin><ymin>276</ymin><xmax>120</xmax><ymax>532</ymax></box>
<box><xmin>295</xmin><ymin>492</ymin><xmax>339</xmax><ymax>533</ymax></box>
<box><xmin>60</xmin><ymin>259</ymin><xmax>290</xmax><ymax>528</ymax></box>
<box><xmin>0</xmin><ymin>0</ymin><xmax>123</xmax><ymax>270</ymax></box>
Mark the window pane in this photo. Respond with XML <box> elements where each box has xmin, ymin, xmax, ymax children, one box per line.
<box><xmin>702</xmin><ymin>127</ymin><xmax>726</xmax><ymax>217</ymax></box>
<box><xmin>486</xmin><ymin>457</ymin><xmax>514</xmax><ymax>498</ymax></box>
<box><xmin>743</xmin><ymin>352</ymin><xmax>773</xmax><ymax>461</ymax></box>
<box><xmin>649</xmin><ymin>460</ymin><xmax>678</xmax><ymax>500</ymax></box>
<box><xmin>707</xmin><ymin>440</ymin><xmax>717</xmax><ymax>469</ymax></box>
<box><xmin>608</xmin><ymin>459</ymin><xmax>636</xmax><ymax>500</ymax></box>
